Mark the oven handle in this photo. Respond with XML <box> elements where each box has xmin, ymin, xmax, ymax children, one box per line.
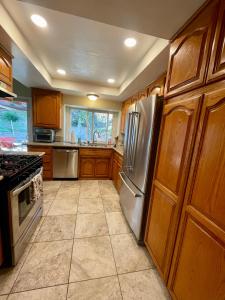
<box><xmin>12</xmin><ymin>167</ymin><xmax>43</xmax><ymax>197</ymax></box>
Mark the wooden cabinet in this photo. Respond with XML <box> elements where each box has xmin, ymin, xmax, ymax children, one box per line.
<box><xmin>120</xmin><ymin>98</ymin><xmax>132</xmax><ymax>133</ymax></box>
<box><xmin>79</xmin><ymin>158</ymin><xmax>95</xmax><ymax>178</ymax></box>
<box><xmin>32</xmin><ymin>88</ymin><xmax>62</xmax><ymax>129</ymax></box>
<box><xmin>165</xmin><ymin>0</ymin><xmax>219</xmax><ymax>98</ymax></box>
<box><xmin>27</xmin><ymin>145</ymin><xmax>53</xmax><ymax>180</ymax></box>
<box><xmin>0</xmin><ymin>228</ymin><xmax>3</xmax><ymax>266</ymax></box>
<box><xmin>207</xmin><ymin>0</ymin><xmax>225</xmax><ymax>83</ymax></box>
<box><xmin>112</xmin><ymin>151</ymin><xmax>123</xmax><ymax>192</ymax></box>
<box><xmin>168</xmin><ymin>86</ymin><xmax>225</xmax><ymax>300</ymax></box>
<box><xmin>148</xmin><ymin>73</ymin><xmax>166</xmax><ymax>97</ymax></box>
<box><xmin>145</xmin><ymin>94</ymin><xmax>201</xmax><ymax>281</ymax></box>
<box><xmin>0</xmin><ymin>47</ymin><xmax>12</xmax><ymax>92</ymax></box>
<box><xmin>79</xmin><ymin>148</ymin><xmax>112</xmax><ymax>179</ymax></box>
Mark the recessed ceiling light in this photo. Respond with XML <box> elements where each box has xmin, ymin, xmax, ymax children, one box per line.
<box><xmin>107</xmin><ymin>78</ymin><xmax>115</xmax><ymax>84</ymax></box>
<box><xmin>87</xmin><ymin>94</ymin><xmax>99</xmax><ymax>101</ymax></box>
<box><xmin>31</xmin><ymin>14</ymin><xmax>47</xmax><ymax>28</ymax></box>
<box><xmin>57</xmin><ymin>69</ymin><xmax>66</xmax><ymax>75</ymax></box>
<box><xmin>124</xmin><ymin>37</ymin><xmax>137</xmax><ymax>48</ymax></box>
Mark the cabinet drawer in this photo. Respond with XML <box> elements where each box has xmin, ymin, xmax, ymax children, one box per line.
<box><xmin>80</xmin><ymin>148</ymin><xmax>112</xmax><ymax>158</ymax></box>
<box><xmin>28</xmin><ymin>146</ymin><xmax>52</xmax><ymax>155</ymax></box>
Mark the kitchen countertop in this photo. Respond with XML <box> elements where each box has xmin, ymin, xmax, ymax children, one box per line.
<box><xmin>27</xmin><ymin>142</ymin><xmax>124</xmax><ymax>156</ymax></box>
<box><xmin>0</xmin><ymin>150</ymin><xmax>45</xmax><ymax>157</ymax></box>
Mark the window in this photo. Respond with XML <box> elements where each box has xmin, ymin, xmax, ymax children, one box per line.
<box><xmin>0</xmin><ymin>99</ymin><xmax>28</xmax><ymax>150</ymax></box>
<box><xmin>66</xmin><ymin>107</ymin><xmax>115</xmax><ymax>144</ymax></box>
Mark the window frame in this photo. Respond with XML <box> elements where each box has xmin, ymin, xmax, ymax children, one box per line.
<box><xmin>64</xmin><ymin>105</ymin><xmax>118</xmax><ymax>144</ymax></box>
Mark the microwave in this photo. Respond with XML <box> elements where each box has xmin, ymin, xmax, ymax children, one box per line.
<box><xmin>33</xmin><ymin>128</ymin><xmax>55</xmax><ymax>143</ymax></box>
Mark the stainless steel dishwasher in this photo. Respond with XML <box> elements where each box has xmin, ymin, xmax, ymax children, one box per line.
<box><xmin>53</xmin><ymin>148</ymin><xmax>78</xmax><ymax>178</ymax></box>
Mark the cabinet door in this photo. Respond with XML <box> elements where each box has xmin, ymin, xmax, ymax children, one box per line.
<box><xmin>120</xmin><ymin>99</ymin><xmax>131</xmax><ymax>133</ymax></box>
<box><xmin>207</xmin><ymin>0</ymin><xmax>225</xmax><ymax>82</ymax></box>
<box><xmin>144</xmin><ymin>95</ymin><xmax>201</xmax><ymax>281</ymax></box>
<box><xmin>0</xmin><ymin>48</ymin><xmax>12</xmax><ymax>90</ymax></box>
<box><xmin>79</xmin><ymin>158</ymin><xmax>95</xmax><ymax>178</ymax></box>
<box><xmin>33</xmin><ymin>89</ymin><xmax>61</xmax><ymax>129</ymax></box>
<box><xmin>168</xmin><ymin>88</ymin><xmax>225</xmax><ymax>300</ymax></box>
<box><xmin>165</xmin><ymin>0</ymin><xmax>218</xmax><ymax>98</ymax></box>
<box><xmin>95</xmin><ymin>158</ymin><xmax>110</xmax><ymax>178</ymax></box>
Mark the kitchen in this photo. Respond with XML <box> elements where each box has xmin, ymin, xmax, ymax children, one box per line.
<box><xmin>0</xmin><ymin>0</ymin><xmax>225</xmax><ymax>299</ymax></box>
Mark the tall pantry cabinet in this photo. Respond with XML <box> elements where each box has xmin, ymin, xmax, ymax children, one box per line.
<box><xmin>145</xmin><ymin>0</ymin><xmax>225</xmax><ymax>299</ymax></box>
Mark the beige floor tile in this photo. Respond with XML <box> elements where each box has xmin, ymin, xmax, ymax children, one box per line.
<box><xmin>119</xmin><ymin>269</ymin><xmax>170</xmax><ymax>300</ymax></box>
<box><xmin>78</xmin><ymin>197</ymin><xmax>104</xmax><ymax>214</ymax></box>
<box><xmin>102</xmin><ymin>195</ymin><xmax>121</xmax><ymax>212</ymax></box>
<box><xmin>43</xmin><ymin>180</ymin><xmax>61</xmax><ymax>188</ymax></box>
<box><xmin>106</xmin><ymin>212</ymin><xmax>130</xmax><ymax>235</ymax></box>
<box><xmin>99</xmin><ymin>181</ymin><xmax>118</xmax><ymax>196</ymax></box>
<box><xmin>80</xmin><ymin>180</ymin><xmax>99</xmax><ymax>187</ymax></box>
<box><xmin>35</xmin><ymin>215</ymin><xmax>76</xmax><ymax>242</ymax></box>
<box><xmin>42</xmin><ymin>199</ymin><xmax>54</xmax><ymax>216</ymax></box>
<box><xmin>60</xmin><ymin>180</ymin><xmax>80</xmax><ymax>188</ymax></box>
<box><xmin>48</xmin><ymin>197</ymin><xmax>78</xmax><ymax>215</ymax></box>
<box><xmin>30</xmin><ymin>217</ymin><xmax>45</xmax><ymax>243</ymax></box>
<box><xmin>43</xmin><ymin>189</ymin><xmax>58</xmax><ymax>201</ymax></box>
<box><xmin>68</xmin><ymin>276</ymin><xmax>122</xmax><ymax>300</ymax></box>
<box><xmin>0</xmin><ymin>296</ymin><xmax>8</xmax><ymax>300</ymax></box>
<box><xmin>111</xmin><ymin>233</ymin><xmax>152</xmax><ymax>274</ymax></box>
<box><xmin>79</xmin><ymin>187</ymin><xmax>100</xmax><ymax>198</ymax></box>
<box><xmin>12</xmin><ymin>240</ymin><xmax>73</xmax><ymax>292</ymax></box>
<box><xmin>56</xmin><ymin>188</ymin><xmax>80</xmax><ymax>200</ymax></box>
<box><xmin>75</xmin><ymin>213</ymin><xmax>108</xmax><ymax>238</ymax></box>
<box><xmin>70</xmin><ymin>236</ymin><xmax>116</xmax><ymax>282</ymax></box>
<box><xmin>8</xmin><ymin>285</ymin><xmax>67</xmax><ymax>300</ymax></box>
<box><xmin>0</xmin><ymin>244</ymin><xmax>32</xmax><ymax>295</ymax></box>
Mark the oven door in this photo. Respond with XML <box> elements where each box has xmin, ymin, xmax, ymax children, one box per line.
<box><xmin>9</xmin><ymin>168</ymin><xmax>43</xmax><ymax>246</ymax></box>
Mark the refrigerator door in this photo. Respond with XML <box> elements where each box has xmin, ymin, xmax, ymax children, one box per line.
<box><xmin>119</xmin><ymin>172</ymin><xmax>144</xmax><ymax>241</ymax></box>
<box><xmin>123</xmin><ymin>95</ymin><xmax>162</xmax><ymax>193</ymax></box>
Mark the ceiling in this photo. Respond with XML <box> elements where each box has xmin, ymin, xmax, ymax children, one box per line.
<box><xmin>0</xmin><ymin>0</ymin><xmax>205</xmax><ymax>101</ymax></box>
<box><xmin>19</xmin><ymin>0</ymin><xmax>205</xmax><ymax>39</ymax></box>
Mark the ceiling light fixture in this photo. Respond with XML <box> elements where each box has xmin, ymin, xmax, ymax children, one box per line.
<box><xmin>87</xmin><ymin>94</ymin><xmax>99</xmax><ymax>101</ymax></box>
<box><xmin>124</xmin><ymin>37</ymin><xmax>137</xmax><ymax>48</ymax></box>
<box><xmin>57</xmin><ymin>69</ymin><xmax>66</xmax><ymax>75</ymax></box>
<box><xmin>31</xmin><ymin>14</ymin><xmax>47</xmax><ymax>28</ymax></box>
<box><xmin>107</xmin><ymin>78</ymin><xmax>115</xmax><ymax>84</ymax></box>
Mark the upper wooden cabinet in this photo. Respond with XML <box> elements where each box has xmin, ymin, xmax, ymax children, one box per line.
<box><xmin>168</xmin><ymin>85</ymin><xmax>225</xmax><ymax>300</ymax></box>
<box><xmin>207</xmin><ymin>0</ymin><xmax>225</xmax><ymax>83</ymax></box>
<box><xmin>120</xmin><ymin>98</ymin><xmax>132</xmax><ymax>133</ymax></box>
<box><xmin>145</xmin><ymin>94</ymin><xmax>201</xmax><ymax>281</ymax></box>
<box><xmin>165</xmin><ymin>0</ymin><xmax>219</xmax><ymax>98</ymax></box>
<box><xmin>32</xmin><ymin>88</ymin><xmax>62</xmax><ymax>129</ymax></box>
<box><xmin>0</xmin><ymin>47</ymin><xmax>12</xmax><ymax>92</ymax></box>
<box><xmin>148</xmin><ymin>73</ymin><xmax>166</xmax><ymax>97</ymax></box>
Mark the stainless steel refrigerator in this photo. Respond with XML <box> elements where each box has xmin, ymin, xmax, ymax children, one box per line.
<box><xmin>119</xmin><ymin>95</ymin><xmax>163</xmax><ymax>242</ymax></box>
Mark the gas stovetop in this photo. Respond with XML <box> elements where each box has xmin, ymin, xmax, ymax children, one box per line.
<box><xmin>0</xmin><ymin>154</ymin><xmax>39</xmax><ymax>178</ymax></box>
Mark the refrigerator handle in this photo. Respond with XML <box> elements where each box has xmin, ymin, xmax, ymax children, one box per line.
<box><xmin>131</xmin><ymin>112</ymin><xmax>140</xmax><ymax>169</ymax></box>
<box><xmin>119</xmin><ymin>172</ymin><xmax>141</xmax><ymax>197</ymax></box>
<box><xmin>125</xmin><ymin>112</ymin><xmax>132</xmax><ymax>169</ymax></box>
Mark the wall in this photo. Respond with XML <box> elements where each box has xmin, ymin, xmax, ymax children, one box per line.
<box><xmin>56</xmin><ymin>93</ymin><xmax>122</xmax><ymax>142</ymax></box>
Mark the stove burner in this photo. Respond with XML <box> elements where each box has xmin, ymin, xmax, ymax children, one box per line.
<box><xmin>0</xmin><ymin>154</ymin><xmax>39</xmax><ymax>178</ymax></box>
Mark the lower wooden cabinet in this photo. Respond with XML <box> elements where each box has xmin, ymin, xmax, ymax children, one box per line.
<box><xmin>168</xmin><ymin>86</ymin><xmax>225</xmax><ymax>300</ymax></box>
<box><xmin>79</xmin><ymin>148</ymin><xmax>112</xmax><ymax>179</ymax></box>
<box><xmin>79</xmin><ymin>158</ymin><xmax>95</xmax><ymax>178</ymax></box>
<box><xmin>27</xmin><ymin>146</ymin><xmax>53</xmax><ymax>180</ymax></box>
<box><xmin>112</xmin><ymin>151</ymin><xmax>123</xmax><ymax>192</ymax></box>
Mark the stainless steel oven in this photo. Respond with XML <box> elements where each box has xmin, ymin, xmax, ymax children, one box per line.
<box><xmin>9</xmin><ymin>167</ymin><xmax>43</xmax><ymax>264</ymax></box>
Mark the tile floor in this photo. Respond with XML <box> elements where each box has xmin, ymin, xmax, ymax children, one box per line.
<box><xmin>0</xmin><ymin>180</ymin><xmax>170</xmax><ymax>300</ymax></box>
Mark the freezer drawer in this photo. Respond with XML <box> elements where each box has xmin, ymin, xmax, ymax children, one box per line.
<box><xmin>53</xmin><ymin>148</ymin><xmax>78</xmax><ymax>178</ymax></box>
<box><xmin>119</xmin><ymin>172</ymin><xmax>144</xmax><ymax>241</ymax></box>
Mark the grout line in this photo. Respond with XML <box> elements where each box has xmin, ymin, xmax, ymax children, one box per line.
<box><xmin>66</xmin><ymin>183</ymin><xmax>81</xmax><ymax>299</ymax></box>
<box><xmin>107</xmin><ymin>218</ymin><xmax>124</xmax><ymax>299</ymax></box>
